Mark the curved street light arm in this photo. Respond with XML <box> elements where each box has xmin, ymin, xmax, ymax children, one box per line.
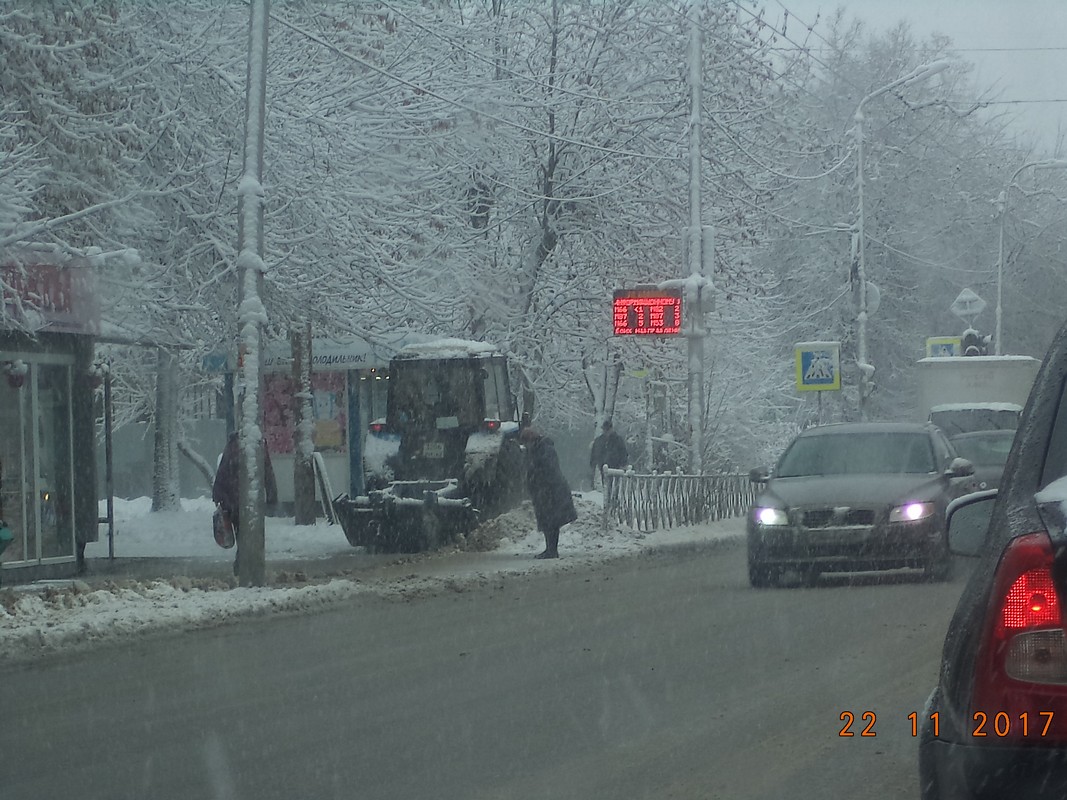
<box><xmin>851</xmin><ymin>60</ymin><xmax>948</xmax><ymax>418</ymax></box>
<box><xmin>854</xmin><ymin>60</ymin><xmax>951</xmax><ymax>120</ymax></box>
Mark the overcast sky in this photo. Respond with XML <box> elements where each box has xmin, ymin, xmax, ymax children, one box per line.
<box><xmin>765</xmin><ymin>0</ymin><xmax>1067</xmax><ymax>154</ymax></box>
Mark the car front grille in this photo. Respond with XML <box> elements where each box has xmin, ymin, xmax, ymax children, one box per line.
<box><xmin>801</xmin><ymin>508</ymin><xmax>876</xmax><ymax>528</ymax></box>
<box><xmin>802</xmin><ymin>509</ymin><xmax>833</xmax><ymax>528</ymax></box>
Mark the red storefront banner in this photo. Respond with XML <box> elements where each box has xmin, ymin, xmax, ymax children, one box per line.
<box><xmin>1</xmin><ymin>258</ymin><xmax>98</xmax><ymax>335</ymax></box>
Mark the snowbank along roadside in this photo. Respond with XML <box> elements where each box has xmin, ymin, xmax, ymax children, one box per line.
<box><xmin>0</xmin><ymin>494</ymin><xmax>744</xmax><ymax>665</ymax></box>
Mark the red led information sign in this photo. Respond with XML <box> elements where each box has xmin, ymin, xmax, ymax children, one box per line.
<box><xmin>613</xmin><ymin>289</ymin><xmax>682</xmax><ymax>336</ymax></box>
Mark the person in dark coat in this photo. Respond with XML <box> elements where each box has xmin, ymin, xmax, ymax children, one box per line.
<box><xmin>213</xmin><ymin>432</ymin><xmax>278</xmax><ymax>572</ymax></box>
<box><xmin>520</xmin><ymin>426</ymin><xmax>578</xmax><ymax>559</ymax></box>
<box><xmin>590</xmin><ymin>419</ymin><xmax>628</xmax><ymax>487</ymax></box>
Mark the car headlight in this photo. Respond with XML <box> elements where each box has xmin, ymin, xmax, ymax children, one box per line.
<box><xmin>888</xmin><ymin>502</ymin><xmax>936</xmax><ymax>523</ymax></box>
<box><xmin>755</xmin><ymin>506</ymin><xmax>789</xmax><ymax>526</ymax></box>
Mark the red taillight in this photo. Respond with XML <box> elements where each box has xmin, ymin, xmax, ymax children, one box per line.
<box><xmin>483</xmin><ymin>419</ymin><xmax>501</xmax><ymax>432</ymax></box>
<box><xmin>972</xmin><ymin>532</ymin><xmax>1067</xmax><ymax>744</ymax></box>
<box><xmin>1003</xmin><ymin>570</ymin><xmax>1061</xmax><ymax>629</ymax></box>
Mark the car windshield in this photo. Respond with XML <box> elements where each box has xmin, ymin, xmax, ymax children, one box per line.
<box><xmin>950</xmin><ymin>433</ymin><xmax>1014</xmax><ymax>467</ymax></box>
<box><xmin>388</xmin><ymin>360</ymin><xmax>482</xmax><ymax>430</ymax></box>
<box><xmin>776</xmin><ymin>432</ymin><xmax>936</xmax><ymax>477</ymax></box>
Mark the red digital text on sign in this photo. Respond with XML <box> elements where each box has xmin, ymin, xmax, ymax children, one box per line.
<box><xmin>613</xmin><ymin>294</ymin><xmax>682</xmax><ymax>335</ymax></box>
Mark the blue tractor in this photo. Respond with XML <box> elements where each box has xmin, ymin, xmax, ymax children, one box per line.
<box><xmin>334</xmin><ymin>340</ymin><xmax>526</xmax><ymax>553</ymax></box>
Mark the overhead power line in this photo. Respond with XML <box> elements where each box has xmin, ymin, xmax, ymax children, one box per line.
<box><xmin>982</xmin><ymin>98</ymin><xmax>1067</xmax><ymax>105</ymax></box>
<box><xmin>949</xmin><ymin>46</ymin><xmax>1067</xmax><ymax>53</ymax></box>
<box><xmin>798</xmin><ymin>46</ymin><xmax>1067</xmax><ymax>55</ymax></box>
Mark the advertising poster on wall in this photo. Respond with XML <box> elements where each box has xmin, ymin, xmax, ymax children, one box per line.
<box><xmin>261</xmin><ymin>372</ymin><xmax>348</xmax><ymax>455</ymax></box>
<box><xmin>312</xmin><ymin>372</ymin><xmax>346</xmax><ymax>451</ymax></box>
<box><xmin>262</xmin><ymin>373</ymin><xmax>295</xmax><ymax>454</ymax></box>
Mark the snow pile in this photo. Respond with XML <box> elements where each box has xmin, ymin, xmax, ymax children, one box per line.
<box><xmin>0</xmin><ymin>494</ymin><xmax>743</xmax><ymax>664</ymax></box>
<box><xmin>0</xmin><ymin>577</ymin><xmax>368</xmax><ymax>662</ymax></box>
<box><xmin>88</xmin><ymin>496</ymin><xmax>355</xmax><ymax>559</ymax></box>
<box><xmin>460</xmin><ymin>494</ymin><xmax>628</xmax><ymax>555</ymax></box>
<box><xmin>362</xmin><ymin>430</ymin><xmax>399</xmax><ymax>484</ymax></box>
<box><xmin>493</xmin><ymin>494</ymin><xmax>647</xmax><ymax>560</ymax></box>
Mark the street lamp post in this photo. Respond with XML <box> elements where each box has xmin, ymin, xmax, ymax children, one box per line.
<box><xmin>853</xmin><ymin>60</ymin><xmax>949</xmax><ymax>419</ymax></box>
<box><xmin>995</xmin><ymin>159</ymin><xmax>1067</xmax><ymax>355</ymax></box>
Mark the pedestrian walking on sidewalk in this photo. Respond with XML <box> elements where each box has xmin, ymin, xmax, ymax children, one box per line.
<box><xmin>590</xmin><ymin>418</ymin><xmax>628</xmax><ymax>488</ymax></box>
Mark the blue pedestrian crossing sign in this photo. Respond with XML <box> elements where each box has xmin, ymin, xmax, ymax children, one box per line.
<box><xmin>795</xmin><ymin>341</ymin><xmax>841</xmax><ymax>392</ymax></box>
<box><xmin>925</xmin><ymin>336</ymin><xmax>961</xmax><ymax>358</ymax></box>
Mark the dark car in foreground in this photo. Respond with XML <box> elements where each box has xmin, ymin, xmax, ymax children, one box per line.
<box><xmin>949</xmin><ymin>429</ymin><xmax>1015</xmax><ymax>491</ymax></box>
<box><xmin>747</xmin><ymin>422</ymin><xmax>976</xmax><ymax>587</ymax></box>
<box><xmin>919</xmin><ymin>339</ymin><xmax>1067</xmax><ymax>798</ymax></box>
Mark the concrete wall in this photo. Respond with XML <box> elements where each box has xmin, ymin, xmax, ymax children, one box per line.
<box><xmin>97</xmin><ymin>420</ymin><xmax>228</xmax><ymax>501</ymax></box>
<box><xmin>551</xmin><ymin>424</ymin><xmax>596</xmax><ymax>492</ymax></box>
<box><xmin>97</xmin><ymin>419</ymin><xmax>613</xmax><ymax>501</ymax></box>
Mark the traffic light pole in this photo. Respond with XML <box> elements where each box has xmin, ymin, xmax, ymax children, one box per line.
<box><xmin>686</xmin><ymin>6</ymin><xmax>704</xmax><ymax>474</ymax></box>
<box><xmin>236</xmin><ymin>0</ymin><xmax>269</xmax><ymax>587</ymax></box>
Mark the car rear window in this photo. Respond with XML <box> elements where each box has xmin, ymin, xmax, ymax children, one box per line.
<box><xmin>951</xmin><ymin>433</ymin><xmax>1014</xmax><ymax>467</ymax></box>
<box><xmin>777</xmin><ymin>432</ymin><xmax>936</xmax><ymax>477</ymax></box>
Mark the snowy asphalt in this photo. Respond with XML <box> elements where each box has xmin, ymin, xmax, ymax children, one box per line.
<box><xmin>0</xmin><ymin>495</ymin><xmax>746</xmax><ymax>665</ymax></box>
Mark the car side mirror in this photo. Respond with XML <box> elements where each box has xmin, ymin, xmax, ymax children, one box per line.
<box><xmin>749</xmin><ymin>467</ymin><xmax>769</xmax><ymax>484</ymax></box>
<box><xmin>945</xmin><ymin>457</ymin><xmax>975</xmax><ymax>479</ymax></box>
<box><xmin>946</xmin><ymin>490</ymin><xmax>997</xmax><ymax>557</ymax></box>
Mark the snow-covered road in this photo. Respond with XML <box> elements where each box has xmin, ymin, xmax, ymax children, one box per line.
<box><xmin>0</xmin><ymin>494</ymin><xmax>744</xmax><ymax>664</ymax></box>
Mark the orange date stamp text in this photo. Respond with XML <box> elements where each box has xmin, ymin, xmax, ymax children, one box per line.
<box><xmin>838</xmin><ymin>710</ymin><xmax>1055</xmax><ymax>739</ymax></box>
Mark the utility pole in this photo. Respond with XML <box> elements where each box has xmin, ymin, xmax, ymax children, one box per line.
<box><xmin>236</xmin><ymin>0</ymin><xmax>269</xmax><ymax>587</ymax></box>
<box><xmin>685</xmin><ymin>4</ymin><xmax>708</xmax><ymax>474</ymax></box>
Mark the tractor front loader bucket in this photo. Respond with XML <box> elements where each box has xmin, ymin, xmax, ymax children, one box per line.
<box><xmin>333</xmin><ymin>495</ymin><xmax>382</xmax><ymax>548</ymax></box>
<box><xmin>334</xmin><ymin>479</ymin><xmax>479</xmax><ymax>553</ymax></box>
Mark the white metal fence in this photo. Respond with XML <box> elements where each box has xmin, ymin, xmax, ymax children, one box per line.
<box><xmin>603</xmin><ymin>468</ymin><xmax>757</xmax><ymax>532</ymax></box>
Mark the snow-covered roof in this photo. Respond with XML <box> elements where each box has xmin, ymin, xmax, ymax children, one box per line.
<box><xmin>930</xmin><ymin>403</ymin><xmax>1023</xmax><ymax>413</ymax></box>
<box><xmin>1</xmin><ymin>242</ymin><xmax>98</xmax><ymax>269</ymax></box>
<box><xmin>396</xmin><ymin>338</ymin><xmax>502</xmax><ymax>360</ymax></box>
<box><xmin>1035</xmin><ymin>475</ymin><xmax>1067</xmax><ymax>506</ymax></box>
<box><xmin>917</xmin><ymin>355</ymin><xmax>1040</xmax><ymax>364</ymax></box>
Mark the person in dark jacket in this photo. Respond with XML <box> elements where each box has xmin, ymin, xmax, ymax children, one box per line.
<box><xmin>590</xmin><ymin>419</ymin><xmax>628</xmax><ymax>487</ymax></box>
<box><xmin>520</xmin><ymin>426</ymin><xmax>578</xmax><ymax>559</ymax></box>
<box><xmin>213</xmin><ymin>432</ymin><xmax>278</xmax><ymax>572</ymax></box>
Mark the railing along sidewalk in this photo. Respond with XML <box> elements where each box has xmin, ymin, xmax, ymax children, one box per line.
<box><xmin>603</xmin><ymin>468</ymin><xmax>757</xmax><ymax>532</ymax></box>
